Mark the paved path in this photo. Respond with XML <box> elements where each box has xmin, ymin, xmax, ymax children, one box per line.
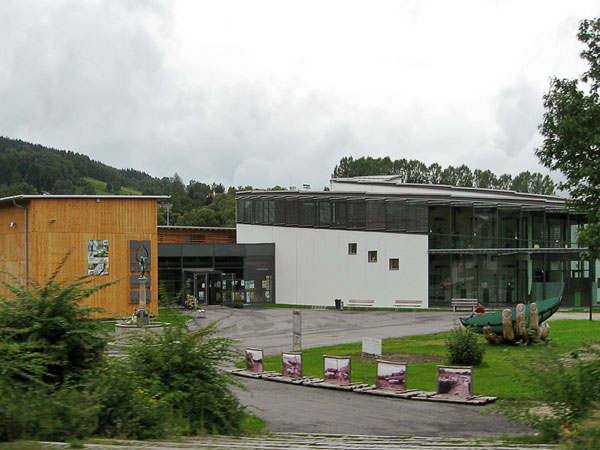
<box><xmin>235</xmin><ymin>377</ymin><xmax>531</xmax><ymax>438</ymax></box>
<box><xmin>39</xmin><ymin>433</ymin><xmax>558</xmax><ymax>449</ymax></box>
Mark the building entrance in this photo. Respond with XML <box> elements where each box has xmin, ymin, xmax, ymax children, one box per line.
<box><xmin>183</xmin><ymin>269</ymin><xmax>242</xmax><ymax>306</ymax></box>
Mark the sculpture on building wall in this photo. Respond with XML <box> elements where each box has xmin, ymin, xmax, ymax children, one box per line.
<box><xmin>138</xmin><ymin>255</ymin><xmax>148</xmax><ymax>278</ymax></box>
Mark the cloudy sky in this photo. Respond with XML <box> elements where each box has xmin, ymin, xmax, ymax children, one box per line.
<box><xmin>1</xmin><ymin>1</ymin><xmax>597</xmax><ymax>190</ymax></box>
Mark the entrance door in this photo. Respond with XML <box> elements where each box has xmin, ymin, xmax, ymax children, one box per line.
<box><xmin>190</xmin><ymin>272</ymin><xmax>223</xmax><ymax>306</ymax></box>
<box><xmin>206</xmin><ymin>273</ymin><xmax>222</xmax><ymax>305</ymax></box>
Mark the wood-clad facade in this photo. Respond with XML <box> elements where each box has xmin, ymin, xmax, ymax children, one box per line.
<box><xmin>158</xmin><ymin>226</ymin><xmax>236</xmax><ymax>244</ymax></box>
<box><xmin>0</xmin><ymin>195</ymin><xmax>166</xmax><ymax>317</ymax></box>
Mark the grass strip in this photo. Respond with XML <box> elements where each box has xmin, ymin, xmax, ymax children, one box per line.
<box><xmin>238</xmin><ymin>320</ymin><xmax>600</xmax><ymax>400</ymax></box>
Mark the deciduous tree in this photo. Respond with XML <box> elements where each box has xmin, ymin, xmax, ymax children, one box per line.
<box><xmin>536</xmin><ymin>17</ymin><xmax>600</xmax><ymax>258</ymax></box>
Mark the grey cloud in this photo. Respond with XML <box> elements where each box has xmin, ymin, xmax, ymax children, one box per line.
<box><xmin>492</xmin><ymin>80</ymin><xmax>544</xmax><ymax>157</ymax></box>
<box><xmin>0</xmin><ymin>0</ymin><xmax>171</xmax><ymax>163</ymax></box>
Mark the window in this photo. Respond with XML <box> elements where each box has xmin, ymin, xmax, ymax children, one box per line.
<box><xmin>348</xmin><ymin>243</ymin><xmax>357</xmax><ymax>255</ymax></box>
<box><xmin>368</xmin><ymin>250</ymin><xmax>378</xmax><ymax>263</ymax></box>
<box><xmin>389</xmin><ymin>258</ymin><xmax>399</xmax><ymax>270</ymax></box>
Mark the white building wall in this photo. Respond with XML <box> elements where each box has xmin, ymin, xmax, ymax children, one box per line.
<box><xmin>237</xmin><ymin>224</ymin><xmax>429</xmax><ymax>308</ymax></box>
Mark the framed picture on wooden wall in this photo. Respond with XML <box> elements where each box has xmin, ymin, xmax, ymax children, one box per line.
<box><xmin>87</xmin><ymin>239</ymin><xmax>109</xmax><ymax>275</ymax></box>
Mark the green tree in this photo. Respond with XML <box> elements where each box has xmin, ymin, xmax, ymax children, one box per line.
<box><xmin>510</xmin><ymin>171</ymin><xmax>533</xmax><ymax>193</ymax></box>
<box><xmin>535</xmin><ymin>17</ymin><xmax>600</xmax><ymax>258</ymax></box>
<box><xmin>52</xmin><ymin>179</ymin><xmax>76</xmax><ymax>194</ymax></box>
<box><xmin>7</xmin><ymin>182</ymin><xmax>37</xmax><ymax>195</ymax></box>
<box><xmin>474</xmin><ymin>169</ymin><xmax>498</xmax><ymax>189</ymax></box>
<box><xmin>80</xmin><ymin>181</ymin><xmax>96</xmax><ymax>195</ymax></box>
<box><xmin>428</xmin><ymin>163</ymin><xmax>443</xmax><ymax>184</ymax></box>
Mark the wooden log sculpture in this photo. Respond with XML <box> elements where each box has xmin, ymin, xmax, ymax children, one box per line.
<box><xmin>529</xmin><ymin>303</ymin><xmax>539</xmax><ymax>332</ymax></box>
<box><xmin>484</xmin><ymin>303</ymin><xmax>551</xmax><ymax>345</ymax></box>
<box><xmin>502</xmin><ymin>309</ymin><xmax>515</xmax><ymax>342</ymax></box>
<box><xmin>483</xmin><ymin>325</ymin><xmax>504</xmax><ymax>344</ymax></box>
<box><xmin>515</xmin><ymin>303</ymin><xmax>527</xmax><ymax>342</ymax></box>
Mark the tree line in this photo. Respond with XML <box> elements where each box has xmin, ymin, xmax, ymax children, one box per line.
<box><xmin>1</xmin><ymin>136</ymin><xmax>559</xmax><ymax>230</ymax></box>
<box><xmin>332</xmin><ymin>156</ymin><xmax>556</xmax><ymax>195</ymax></box>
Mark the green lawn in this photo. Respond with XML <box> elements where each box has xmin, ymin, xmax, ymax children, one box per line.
<box><xmin>243</xmin><ymin>320</ymin><xmax>600</xmax><ymax>400</ymax></box>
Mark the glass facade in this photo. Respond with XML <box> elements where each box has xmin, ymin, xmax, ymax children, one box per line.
<box><xmin>237</xmin><ymin>195</ymin><xmax>428</xmax><ymax>233</ymax></box>
<box><xmin>158</xmin><ymin>243</ymin><xmax>275</xmax><ymax>306</ymax></box>
<box><xmin>237</xmin><ymin>191</ymin><xmax>595</xmax><ymax>308</ymax></box>
<box><xmin>428</xmin><ymin>206</ymin><xmax>594</xmax><ymax>308</ymax></box>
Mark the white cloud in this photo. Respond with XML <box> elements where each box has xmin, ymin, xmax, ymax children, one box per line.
<box><xmin>0</xmin><ymin>0</ymin><xmax>597</xmax><ymax>190</ymax></box>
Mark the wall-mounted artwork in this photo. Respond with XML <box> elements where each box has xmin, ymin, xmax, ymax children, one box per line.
<box><xmin>129</xmin><ymin>240</ymin><xmax>151</xmax><ymax>273</ymax></box>
<box><xmin>129</xmin><ymin>240</ymin><xmax>151</xmax><ymax>304</ymax></box>
<box><xmin>323</xmin><ymin>356</ymin><xmax>351</xmax><ymax>383</ymax></box>
<box><xmin>436</xmin><ymin>365</ymin><xmax>472</xmax><ymax>396</ymax></box>
<box><xmin>245</xmin><ymin>348</ymin><xmax>264</xmax><ymax>372</ymax></box>
<box><xmin>376</xmin><ymin>360</ymin><xmax>407</xmax><ymax>390</ymax></box>
<box><xmin>87</xmin><ymin>240</ymin><xmax>109</xmax><ymax>275</ymax></box>
<box><xmin>282</xmin><ymin>352</ymin><xmax>302</xmax><ymax>378</ymax></box>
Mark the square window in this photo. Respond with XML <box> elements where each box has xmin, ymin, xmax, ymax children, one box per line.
<box><xmin>368</xmin><ymin>250</ymin><xmax>377</xmax><ymax>263</ymax></box>
<box><xmin>389</xmin><ymin>258</ymin><xmax>399</xmax><ymax>270</ymax></box>
<box><xmin>348</xmin><ymin>243</ymin><xmax>357</xmax><ymax>255</ymax></box>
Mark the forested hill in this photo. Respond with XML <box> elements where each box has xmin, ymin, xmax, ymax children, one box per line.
<box><xmin>0</xmin><ymin>136</ymin><xmax>240</xmax><ymax>227</ymax></box>
<box><xmin>0</xmin><ymin>136</ymin><xmax>155</xmax><ymax>196</ymax></box>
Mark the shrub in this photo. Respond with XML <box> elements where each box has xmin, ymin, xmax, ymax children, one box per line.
<box><xmin>90</xmin><ymin>358</ymin><xmax>182</xmax><ymax>439</ymax></box>
<box><xmin>0</xmin><ymin>259</ymin><xmax>113</xmax><ymax>385</ymax></box>
<box><xmin>158</xmin><ymin>283</ymin><xmax>178</xmax><ymax>308</ymax></box>
<box><xmin>126</xmin><ymin>322</ymin><xmax>245</xmax><ymax>435</ymax></box>
<box><xmin>0</xmin><ymin>382</ymin><xmax>97</xmax><ymax>442</ymax></box>
<box><xmin>500</xmin><ymin>346</ymin><xmax>600</xmax><ymax>443</ymax></box>
<box><xmin>445</xmin><ymin>325</ymin><xmax>486</xmax><ymax>366</ymax></box>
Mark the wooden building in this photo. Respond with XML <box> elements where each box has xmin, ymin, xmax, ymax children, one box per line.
<box><xmin>0</xmin><ymin>195</ymin><xmax>167</xmax><ymax>317</ymax></box>
<box><xmin>157</xmin><ymin>225</ymin><xmax>236</xmax><ymax>244</ymax></box>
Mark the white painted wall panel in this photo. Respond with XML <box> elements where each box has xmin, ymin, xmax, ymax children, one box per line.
<box><xmin>237</xmin><ymin>224</ymin><xmax>428</xmax><ymax>308</ymax></box>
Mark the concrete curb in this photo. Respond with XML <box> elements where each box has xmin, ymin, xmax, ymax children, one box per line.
<box><xmin>230</xmin><ymin>369</ymin><xmax>497</xmax><ymax>405</ymax></box>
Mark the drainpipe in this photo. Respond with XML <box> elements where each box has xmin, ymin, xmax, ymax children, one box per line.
<box><xmin>12</xmin><ymin>198</ymin><xmax>28</xmax><ymax>287</ymax></box>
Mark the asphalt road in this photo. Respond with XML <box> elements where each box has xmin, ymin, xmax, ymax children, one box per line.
<box><xmin>235</xmin><ymin>377</ymin><xmax>530</xmax><ymax>438</ymax></box>
<box><xmin>202</xmin><ymin>307</ymin><xmax>463</xmax><ymax>355</ymax></box>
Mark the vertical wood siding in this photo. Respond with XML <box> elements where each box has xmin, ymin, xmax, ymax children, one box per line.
<box><xmin>0</xmin><ymin>205</ymin><xmax>26</xmax><ymax>294</ymax></box>
<box><xmin>24</xmin><ymin>198</ymin><xmax>158</xmax><ymax>317</ymax></box>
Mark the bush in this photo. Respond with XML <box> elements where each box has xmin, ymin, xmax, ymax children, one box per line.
<box><xmin>91</xmin><ymin>358</ymin><xmax>182</xmax><ymax>439</ymax></box>
<box><xmin>0</xmin><ymin>262</ymin><xmax>113</xmax><ymax>385</ymax></box>
<box><xmin>501</xmin><ymin>346</ymin><xmax>600</xmax><ymax>443</ymax></box>
<box><xmin>126</xmin><ymin>322</ymin><xmax>245</xmax><ymax>435</ymax></box>
<box><xmin>0</xmin><ymin>262</ymin><xmax>249</xmax><ymax>441</ymax></box>
<box><xmin>0</xmin><ymin>382</ymin><xmax>97</xmax><ymax>442</ymax></box>
<box><xmin>445</xmin><ymin>325</ymin><xmax>486</xmax><ymax>366</ymax></box>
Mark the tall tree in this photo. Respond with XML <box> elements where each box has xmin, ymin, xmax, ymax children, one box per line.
<box><xmin>535</xmin><ymin>17</ymin><xmax>600</xmax><ymax>258</ymax></box>
<box><xmin>473</xmin><ymin>169</ymin><xmax>497</xmax><ymax>189</ymax></box>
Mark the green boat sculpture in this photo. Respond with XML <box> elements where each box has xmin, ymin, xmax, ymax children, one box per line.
<box><xmin>460</xmin><ymin>296</ymin><xmax>562</xmax><ymax>344</ymax></box>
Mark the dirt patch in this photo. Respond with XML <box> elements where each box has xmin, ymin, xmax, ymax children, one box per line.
<box><xmin>349</xmin><ymin>352</ymin><xmax>445</xmax><ymax>364</ymax></box>
<box><xmin>560</xmin><ymin>344</ymin><xmax>600</xmax><ymax>367</ymax></box>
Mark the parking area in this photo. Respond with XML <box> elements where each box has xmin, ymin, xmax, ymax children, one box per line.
<box><xmin>198</xmin><ymin>307</ymin><xmax>467</xmax><ymax>355</ymax></box>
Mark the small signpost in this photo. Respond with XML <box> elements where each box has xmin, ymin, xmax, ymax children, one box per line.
<box><xmin>362</xmin><ymin>337</ymin><xmax>382</xmax><ymax>380</ymax></box>
<box><xmin>293</xmin><ymin>310</ymin><xmax>302</xmax><ymax>351</ymax></box>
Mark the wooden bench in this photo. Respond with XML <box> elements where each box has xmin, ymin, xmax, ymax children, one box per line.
<box><xmin>394</xmin><ymin>300</ymin><xmax>423</xmax><ymax>310</ymax></box>
<box><xmin>451</xmin><ymin>298</ymin><xmax>478</xmax><ymax>312</ymax></box>
<box><xmin>347</xmin><ymin>299</ymin><xmax>375</xmax><ymax>309</ymax></box>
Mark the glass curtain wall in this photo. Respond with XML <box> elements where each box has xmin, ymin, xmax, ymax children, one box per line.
<box><xmin>428</xmin><ymin>205</ymin><xmax>595</xmax><ymax>307</ymax></box>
